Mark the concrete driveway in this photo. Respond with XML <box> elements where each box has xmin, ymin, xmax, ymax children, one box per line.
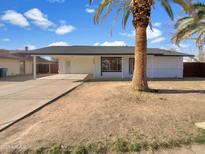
<box><xmin>0</xmin><ymin>74</ymin><xmax>88</xmax><ymax>131</ymax></box>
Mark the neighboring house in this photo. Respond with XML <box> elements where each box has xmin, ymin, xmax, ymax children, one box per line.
<box><xmin>0</xmin><ymin>49</ymin><xmax>21</xmax><ymax>76</ymax></box>
<box><xmin>0</xmin><ymin>49</ymin><xmax>57</xmax><ymax>77</ymax></box>
<box><xmin>22</xmin><ymin>46</ymin><xmax>193</xmax><ymax>79</ymax></box>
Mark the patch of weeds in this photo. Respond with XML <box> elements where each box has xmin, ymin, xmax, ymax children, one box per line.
<box><xmin>179</xmin><ymin>137</ymin><xmax>192</xmax><ymax>146</ymax></box>
<box><xmin>10</xmin><ymin>149</ymin><xmax>21</xmax><ymax>154</ymax></box>
<box><xmin>193</xmin><ymin>134</ymin><xmax>205</xmax><ymax>144</ymax></box>
<box><xmin>112</xmin><ymin>139</ymin><xmax>129</xmax><ymax>153</ymax></box>
<box><xmin>35</xmin><ymin>147</ymin><xmax>47</xmax><ymax>154</ymax></box>
<box><xmin>150</xmin><ymin>141</ymin><xmax>159</xmax><ymax>151</ymax></box>
<box><xmin>48</xmin><ymin>144</ymin><xmax>70</xmax><ymax>154</ymax></box>
<box><xmin>72</xmin><ymin>146</ymin><xmax>88</xmax><ymax>154</ymax></box>
<box><xmin>23</xmin><ymin>149</ymin><xmax>33</xmax><ymax>154</ymax></box>
<box><xmin>87</xmin><ymin>142</ymin><xmax>107</xmax><ymax>154</ymax></box>
<box><xmin>159</xmin><ymin>141</ymin><xmax>171</xmax><ymax>149</ymax></box>
<box><xmin>158</xmin><ymin>139</ymin><xmax>181</xmax><ymax>150</ymax></box>
<box><xmin>167</xmin><ymin>139</ymin><xmax>181</xmax><ymax>148</ymax></box>
<box><xmin>141</xmin><ymin>141</ymin><xmax>149</xmax><ymax>151</ymax></box>
<box><xmin>128</xmin><ymin>143</ymin><xmax>141</xmax><ymax>152</ymax></box>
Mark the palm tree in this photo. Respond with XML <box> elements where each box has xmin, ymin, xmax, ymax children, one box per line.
<box><xmin>172</xmin><ymin>3</ymin><xmax>205</xmax><ymax>61</ymax></box>
<box><xmin>89</xmin><ymin>0</ymin><xmax>192</xmax><ymax>91</ymax></box>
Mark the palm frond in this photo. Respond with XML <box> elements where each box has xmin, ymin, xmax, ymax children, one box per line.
<box><xmin>89</xmin><ymin>0</ymin><xmax>193</xmax><ymax>31</ymax></box>
<box><xmin>161</xmin><ymin>0</ymin><xmax>174</xmax><ymax>20</ymax></box>
<box><xmin>172</xmin><ymin>2</ymin><xmax>205</xmax><ymax>50</ymax></box>
<box><xmin>196</xmin><ymin>29</ymin><xmax>205</xmax><ymax>48</ymax></box>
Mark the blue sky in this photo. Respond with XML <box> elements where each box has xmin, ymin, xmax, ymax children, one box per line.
<box><xmin>0</xmin><ymin>0</ymin><xmax>200</xmax><ymax>55</ymax></box>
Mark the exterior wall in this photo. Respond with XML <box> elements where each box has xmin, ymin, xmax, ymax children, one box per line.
<box><xmin>152</xmin><ymin>56</ymin><xmax>183</xmax><ymax>78</ymax></box>
<box><xmin>70</xmin><ymin>56</ymin><xmax>94</xmax><ymax>74</ymax></box>
<box><xmin>57</xmin><ymin>56</ymin><xmax>94</xmax><ymax>74</ymax></box>
<box><xmin>57</xmin><ymin>55</ymin><xmax>183</xmax><ymax>79</ymax></box>
<box><xmin>59</xmin><ymin>60</ymin><xmax>68</xmax><ymax>74</ymax></box>
<box><xmin>0</xmin><ymin>58</ymin><xmax>20</xmax><ymax>76</ymax></box>
<box><xmin>25</xmin><ymin>60</ymin><xmax>33</xmax><ymax>74</ymax></box>
<box><xmin>93</xmin><ymin>55</ymin><xmax>154</xmax><ymax>79</ymax></box>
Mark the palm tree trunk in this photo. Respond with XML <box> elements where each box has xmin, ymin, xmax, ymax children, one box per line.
<box><xmin>132</xmin><ymin>25</ymin><xmax>148</xmax><ymax>91</ymax></box>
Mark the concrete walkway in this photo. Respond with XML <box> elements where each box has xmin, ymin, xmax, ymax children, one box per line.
<box><xmin>0</xmin><ymin>74</ymin><xmax>87</xmax><ymax>131</ymax></box>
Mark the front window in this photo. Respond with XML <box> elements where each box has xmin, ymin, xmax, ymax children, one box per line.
<box><xmin>101</xmin><ymin>57</ymin><xmax>122</xmax><ymax>72</ymax></box>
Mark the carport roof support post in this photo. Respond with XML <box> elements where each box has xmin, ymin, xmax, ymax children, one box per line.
<box><xmin>33</xmin><ymin>55</ymin><xmax>36</xmax><ymax>79</ymax></box>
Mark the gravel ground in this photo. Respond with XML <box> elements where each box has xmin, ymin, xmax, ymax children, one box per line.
<box><xmin>0</xmin><ymin>79</ymin><xmax>205</xmax><ymax>150</ymax></box>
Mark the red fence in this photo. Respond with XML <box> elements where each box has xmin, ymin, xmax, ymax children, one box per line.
<box><xmin>184</xmin><ymin>62</ymin><xmax>205</xmax><ymax>77</ymax></box>
<box><xmin>50</xmin><ymin>64</ymin><xmax>58</xmax><ymax>74</ymax></box>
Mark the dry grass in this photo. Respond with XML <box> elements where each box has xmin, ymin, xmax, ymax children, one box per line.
<box><xmin>0</xmin><ymin>79</ymin><xmax>205</xmax><ymax>150</ymax></box>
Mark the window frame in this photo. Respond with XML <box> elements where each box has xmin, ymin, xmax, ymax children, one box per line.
<box><xmin>101</xmin><ymin>57</ymin><xmax>122</xmax><ymax>73</ymax></box>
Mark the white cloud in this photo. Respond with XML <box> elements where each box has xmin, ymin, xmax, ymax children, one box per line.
<box><xmin>25</xmin><ymin>45</ymin><xmax>36</xmax><ymax>50</ymax></box>
<box><xmin>151</xmin><ymin>37</ymin><xmax>165</xmax><ymax>43</ymax></box>
<box><xmin>120</xmin><ymin>31</ymin><xmax>135</xmax><ymax>38</ymax></box>
<box><xmin>147</xmin><ymin>27</ymin><xmax>162</xmax><ymax>40</ymax></box>
<box><xmin>153</xmin><ymin>22</ymin><xmax>162</xmax><ymax>27</ymax></box>
<box><xmin>2</xmin><ymin>38</ymin><xmax>10</xmax><ymax>42</ymax></box>
<box><xmin>48</xmin><ymin>41</ymin><xmax>69</xmax><ymax>46</ymax></box>
<box><xmin>94</xmin><ymin>41</ymin><xmax>126</xmax><ymax>46</ymax></box>
<box><xmin>160</xmin><ymin>43</ymin><xmax>191</xmax><ymax>52</ymax></box>
<box><xmin>1</xmin><ymin>10</ymin><xmax>29</xmax><ymax>27</ymax></box>
<box><xmin>24</xmin><ymin>8</ymin><xmax>53</xmax><ymax>29</ymax></box>
<box><xmin>94</xmin><ymin>42</ymin><xmax>100</xmax><ymax>46</ymax></box>
<box><xmin>120</xmin><ymin>27</ymin><xmax>165</xmax><ymax>44</ymax></box>
<box><xmin>179</xmin><ymin>43</ymin><xmax>190</xmax><ymax>48</ymax></box>
<box><xmin>17</xmin><ymin>45</ymin><xmax>36</xmax><ymax>50</ymax></box>
<box><xmin>55</xmin><ymin>24</ymin><xmax>75</xmax><ymax>35</ymax></box>
<box><xmin>47</xmin><ymin>0</ymin><xmax>65</xmax><ymax>3</ymax></box>
<box><xmin>85</xmin><ymin>8</ymin><xmax>95</xmax><ymax>13</ymax></box>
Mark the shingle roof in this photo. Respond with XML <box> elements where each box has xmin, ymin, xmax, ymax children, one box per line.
<box><xmin>0</xmin><ymin>49</ymin><xmax>20</xmax><ymax>59</ymax></box>
<box><xmin>20</xmin><ymin>46</ymin><xmax>194</xmax><ymax>57</ymax></box>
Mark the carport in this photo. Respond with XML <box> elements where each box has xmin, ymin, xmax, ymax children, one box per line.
<box><xmin>32</xmin><ymin>55</ymin><xmax>58</xmax><ymax>79</ymax></box>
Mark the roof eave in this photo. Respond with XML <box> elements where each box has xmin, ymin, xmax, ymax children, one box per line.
<box><xmin>21</xmin><ymin>52</ymin><xmax>194</xmax><ymax>57</ymax></box>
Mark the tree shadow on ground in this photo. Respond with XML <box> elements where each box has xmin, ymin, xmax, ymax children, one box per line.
<box><xmin>156</xmin><ymin>89</ymin><xmax>205</xmax><ymax>94</ymax></box>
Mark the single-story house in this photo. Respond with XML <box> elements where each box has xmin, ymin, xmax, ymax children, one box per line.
<box><xmin>0</xmin><ymin>49</ymin><xmax>57</xmax><ymax>77</ymax></box>
<box><xmin>0</xmin><ymin>49</ymin><xmax>22</xmax><ymax>76</ymax></box>
<box><xmin>21</xmin><ymin>46</ymin><xmax>193</xmax><ymax>79</ymax></box>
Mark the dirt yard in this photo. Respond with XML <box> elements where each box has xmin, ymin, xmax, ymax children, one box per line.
<box><xmin>0</xmin><ymin>79</ymin><xmax>205</xmax><ymax>150</ymax></box>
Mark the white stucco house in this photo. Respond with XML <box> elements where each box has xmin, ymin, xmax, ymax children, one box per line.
<box><xmin>0</xmin><ymin>49</ymin><xmax>33</xmax><ymax>76</ymax></box>
<box><xmin>22</xmin><ymin>46</ymin><xmax>193</xmax><ymax>79</ymax></box>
